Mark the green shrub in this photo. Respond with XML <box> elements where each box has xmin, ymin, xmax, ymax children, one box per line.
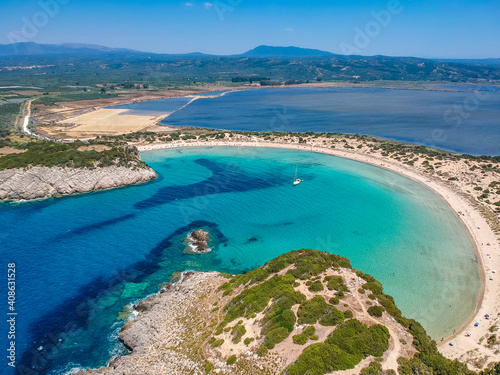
<box><xmin>244</xmin><ymin>337</ymin><xmax>254</xmax><ymax>346</ymax></box>
<box><xmin>286</xmin><ymin>319</ymin><xmax>390</xmax><ymax>375</ymax></box>
<box><xmin>298</xmin><ymin>295</ymin><xmax>345</xmax><ymax>326</ymax></box>
<box><xmin>226</xmin><ymin>355</ymin><xmax>237</xmax><ymax>365</ymax></box>
<box><xmin>293</xmin><ymin>333</ymin><xmax>308</xmax><ymax>345</ymax></box>
<box><xmin>344</xmin><ymin>310</ymin><xmax>353</xmax><ymax>319</ymax></box>
<box><xmin>264</xmin><ymin>327</ymin><xmax>290</xmax><ymax>349</ymax></box>
<box><xmin>204</xmin><ymin>362</ymin><xmax>214</xmax><ymax>373</ymax></box>
<box><xmin>308</xmin><ymin>280</ymin><xmax>324</xmax><ymax>292</ymax></box>
<box><xmin>368</xmin><ymin>306</ymin><xmax>385</xmax><ymax>317</ymax></box>
<box><xmin>324</xmin><ymin>276</ymin><xmax>348</xmax><ymax>292</ymax></box>
<box><xmin>256</xmin><ymin>346</ymin><xmax>268</xmax><ymax>357</ymax></box>
<box><xmin>329</xmin><ymin>297</ymin><xmax>340</xmax><ymax>305</ymax></box>
<box><xmin>319</xmin><ymin>307</ymin><xmax>345</xmax><ymax>326</ymax></box>
<box><xmin>211</xmin><ymin>339</ymin><xmax>224</xmax><ymax>348</ymax></box>
<box><xmin>303</xmin><ymin>326</ymin><xmax>316</xmax><ymax>336</ymax></box>
<box><xmin>282</xmin><ymin>273</ymin><xmax>295</xmax><ymax>284</ymax></box>
<box><xmin>293</xmin><ymin>326</ymin><xmax>316</xmax><ymax>345</ymax></box>
<box><xmin>361</xmin><ymin>361</ymin><xmax>383</xmax><ymax>375</ymax></box>
<box><xmin>232</xmin><ymin>324</ymin><xmax>246</xmax><ymax>344</ymax></box>
<box><xmin>363</xmin><ymin>281</ymin><xmax>383</xmax><ymax>295</ymax></box>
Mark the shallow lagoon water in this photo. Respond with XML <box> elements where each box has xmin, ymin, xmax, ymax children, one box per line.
<box><xmin>1</xmin><ymin>147</ymin><xmax>480</xmax><ymax>374</ymax></box>
<box><xmin>109</xmin><ymin>87</ymin><xmax>500</xmax><ymax>155</ymax></box>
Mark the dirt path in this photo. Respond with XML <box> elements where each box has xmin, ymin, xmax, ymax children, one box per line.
<box><xmin>351</xmin><ymin>275</ymin><xmax>402</xmax><ymax>373</ymax></box>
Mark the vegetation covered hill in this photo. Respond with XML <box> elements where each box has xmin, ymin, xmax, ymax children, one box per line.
<box><xmin>0</xmin><ymin>53</ymin><xmax>498</xmax><ymax>89</ymax></box>
<box><xmin>83</xmin><ymin>249</ymin><xmax>499</xmax><ymax>375</ymax></box>
<box><xmin>0</xmin><ymin>141</ymin><xmax>147</xmax><ymax>170</ymax></box>
<box><xmin>205</xmin><ymin>249</ymin><xmax>476</xmax><ymax>374</ymax></box>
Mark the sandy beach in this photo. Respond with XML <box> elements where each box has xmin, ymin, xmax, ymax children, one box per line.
<box><xmin>137</xmin><ymin>139</ymin><xmax>500</xmax><ymax>370</ymax></box>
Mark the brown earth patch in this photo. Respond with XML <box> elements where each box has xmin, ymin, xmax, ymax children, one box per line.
<box><xmin>77</xmin><ymin>145</ymin><xmax>112</xmax><ymax>152</ymax></box>
<box><xmin>0</xmin><ymin>147</ymin><xmax>27</xmax><ymax>156</ymax></box>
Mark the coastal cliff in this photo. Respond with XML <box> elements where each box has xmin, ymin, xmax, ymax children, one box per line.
<box><xmin>0</xmin><ymin>165</ymin><xmax>157</xmax><ymax>201</ymax></box>
<box><xmin>74</xmin><ymin>250</ymin><xmax>478</xmax><ymax>375</ymax></box>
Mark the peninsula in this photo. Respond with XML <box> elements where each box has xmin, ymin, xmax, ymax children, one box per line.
<box><xmin>0</xmin><ymin>142</ymin><xmax>156</xmax><ymax>201</ymax></box>
<box><xmin>75</xmin><ymin>250</ymin><xmax>483</xmax><ymax>375</ymax></box>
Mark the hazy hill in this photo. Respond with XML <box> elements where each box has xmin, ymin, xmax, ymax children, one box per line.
<box><xmin>0</xmin><ymin>42</ymin><xmax>217</xmax><ymax>58</ymax></box>
<box><xmin>436</xmin><ymin>58</ymin><xmax>500</xmax><ymax>67</ymax></box>
<box><xmin>0</xmin><ymin>43</ymin><xmax>498</xmax><ymax>85</ymax></box>
<box><xmin>240</xmin><ymin>45</ymin><xmax>335</xmax><ymax>58</ymax></box>
<box><xmin>0</xmin><ymin>42</ymin><xmax>144</xmax><ymax>56</ymax></box>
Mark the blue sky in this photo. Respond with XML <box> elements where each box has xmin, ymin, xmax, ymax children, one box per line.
<box><xmin>1</xmin><ymin>0</ymin><xmax>499</xmax><ymax>58</ymax></box>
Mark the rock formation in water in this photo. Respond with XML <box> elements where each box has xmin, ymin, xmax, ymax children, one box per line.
<box><xmin>74</xmin><ymin>249</ymin><xmax>476</xmax><ymax>375</ymax></box>
<box><xmin>0</xmin><ymin>165</ymin><xmax>157</xmax><ymax>201</ymax></box>
<box><xmin>185</xmin><ymin>229</ymin><xmax>212</xmax><ymax>253</ymax></box>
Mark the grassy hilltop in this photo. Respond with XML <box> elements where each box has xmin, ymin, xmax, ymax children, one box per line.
<box><xmin>206</xmin><ymin>249</ymin><xmax>476</xmax><ymax>374</ymax></box>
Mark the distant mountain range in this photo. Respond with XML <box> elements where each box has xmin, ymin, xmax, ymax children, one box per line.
<box><xmin>0</xmin><ymin>43</ymin><xmax>498</xmax><ymax>66</ymax></box>
<box><xmin>0</xmin><ymin>43</ymin><xmax>335</xmax><ymax>58</ymax></box>
<box><xmin>0</xmin><ymin>42</ymin><xmax>142</xmax><ymax>56</ymax></box>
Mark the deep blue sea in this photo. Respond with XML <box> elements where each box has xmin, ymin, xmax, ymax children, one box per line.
<box><xmin>110</xmin><ymin>87</ymin><xmax>500</xmax><ymax>156</ymax></box>
<box><xmin>1</xmin><ymin>147</ymin><xmax>480</xmax><ymax>374</ymax></box>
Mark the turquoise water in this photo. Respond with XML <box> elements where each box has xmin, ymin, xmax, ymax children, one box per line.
<box><xmin>1</xmin><ymin>147</ymin><xmax>480</xmax><ymax>374</ymax></box>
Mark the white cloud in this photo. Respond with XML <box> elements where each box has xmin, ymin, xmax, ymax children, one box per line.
<box><xmin>204</xmin><ymin>2</ymin><xmax>213</xmax><ymax>9</ymax></box>
<box><xmin>284</xmin><ymin>28</ymin><xmax>294</xmax><ymax>32</ymax></box>
<box><xmin>185</xmin><ymin>2</ymin><xmax>194</xmax><ymax>6</ymax></box>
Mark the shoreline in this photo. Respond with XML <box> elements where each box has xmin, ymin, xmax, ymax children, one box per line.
<box><xmin>137</xmin><ymin>140</ymin><xmax>500</xmax><ymax>365</ymax></box>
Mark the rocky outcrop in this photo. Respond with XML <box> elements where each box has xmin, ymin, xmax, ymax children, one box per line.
<box><xmin>0</xmin><ymin>165</ymin><xmax>157</xmax><ymax>201</ymax></box>
<box><xmin>185</xmin><ymin>229</ymin><xmax>212</xmax><ymax>253</ymax></box>
<box><xmin>75</xmin><ymin>271</ymin><xmax>226</xmax><ymax>375</ymax></box>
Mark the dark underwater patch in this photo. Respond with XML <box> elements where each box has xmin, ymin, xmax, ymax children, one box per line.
<box><xmin>135</xmin><ymin>158</ymin><xmax>280</xmax><ymax>209</ymax></box>
<box><xmin>17</xmin><ymin>221</ymin><xmax>227</xmax><ymax>375</ymax></box>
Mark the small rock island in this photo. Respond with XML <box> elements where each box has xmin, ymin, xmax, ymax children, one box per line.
<box><xmin>185</xmin><ymin>229</ymin><xmax>212</xmax><ymax>254</ymax></box>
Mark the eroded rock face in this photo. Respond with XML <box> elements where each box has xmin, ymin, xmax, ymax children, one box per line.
<box><xmin>185</xmin><ymin>229</ymin><xmax>212</xmax><ymax>253</ymax></box>
<box><xmin>0</xmin><ymin>165</ymin><xmax>157</xmax><ymax>201</ymax></box>
<box><xmin>74</xmin><ymin>272</ymin><xmax>225</xmax><ymax>375</ymax></box>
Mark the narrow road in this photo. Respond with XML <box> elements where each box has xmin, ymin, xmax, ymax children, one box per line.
<box><xmin>22</xmin><ymin>99</ymin><xmax>39</xmax><ymax>138</ymax></box>
<box><xmin>352</xmin><ymin>276</ymin><xmax>402</xmax><ymax>372</ymax></box>
<box><xmin>21</xmin><ymin>99</ymin><xmax>54</xmax><ymax>140</ymax></box>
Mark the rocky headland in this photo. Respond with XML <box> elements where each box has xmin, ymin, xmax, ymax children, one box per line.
<box><xmin>74</xmin><ymin>249</ymin><xmax>478</xmax><ymax>375</ymax></box>
<box><xmin>0</xmin><ymin>164</ymin><xmax>157</xmax><ymax>201</ymax></box>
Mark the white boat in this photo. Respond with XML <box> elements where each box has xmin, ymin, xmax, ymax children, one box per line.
<box><xmin>293</xmin><ymin>166</ymin><xmax>302</xmax><ymax>186</ymax></box>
